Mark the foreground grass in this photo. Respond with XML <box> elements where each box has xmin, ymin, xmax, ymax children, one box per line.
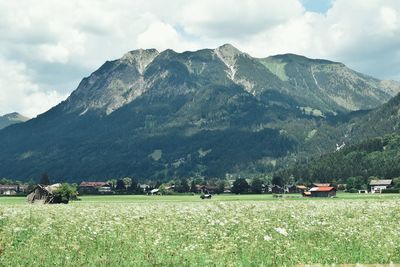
<box><xmin>1</xmin><ymin>195</ymin><xmax>400</xmax><ymax>266</ymax></box>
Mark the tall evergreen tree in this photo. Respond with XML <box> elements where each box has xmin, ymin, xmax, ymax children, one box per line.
<box><xmin>39</xmin><ymin>173</ymin><xmax>50</xmax><ymax>185</ymax></box>
<box><xmin>116</xmin><ymin>179</ymin><xmax>126</xmax><ymax>190</ymax></box>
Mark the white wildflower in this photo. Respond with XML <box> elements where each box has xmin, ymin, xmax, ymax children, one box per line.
<box><xmin>274</xmin><ymin>227</ymin><xmax>288</xmax><ymax>236</ymax></box>
<box><xmin>263</xmin><ymin>234</ymin><xmax>272</xmax><ymax>241</ymax></box>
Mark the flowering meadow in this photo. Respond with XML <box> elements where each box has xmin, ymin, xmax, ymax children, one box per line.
<box><xmin>1</xmin><ymin>196</ymin><xmax>400</xmax><ymax>266</ymax></box>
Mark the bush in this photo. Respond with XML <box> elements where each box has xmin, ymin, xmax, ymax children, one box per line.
<box><xmin>381</xmin><ymin>188</ymin><xmax>400</xmax><ymax>193</ymax></box>
<box><xmin>53</xmin><ymin>183</ymin><xmax>78</xmax><ymax>203</ymax></box>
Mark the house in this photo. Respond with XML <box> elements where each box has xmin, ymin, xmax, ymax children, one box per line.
<box><xmin>285</xmin><ymin>185</ymin><xmax>307</xmax><ymax>193</ymax></box>
<box><xmin>98</xmin><ymin>186</ymin><xmax>113</xmax><ymax>194</ymax></box>
<box><xmin>0</xmin><ymin>184</ymin><xmax>29</xmax><ymax>195</ymax></box>
<box><xmin>27</xmin><ymin>184</ymin><xmax>67</xmax><ymax>204</ymax></box>
<box><xmin>149</xmin><ymin>188</ymin><xmax>160</xmax><ymax>195</ymax></box>
<box><xmin>369</xmin><ymin>179</ymin><xmax>393</xmax><ymax>193</ymax></box>
<box><xmin>78</xmin><ymin>181</ymin><xmax>112</xmax><ymax>194</ymax></box>
<box><xmin>0</xmin><ymin>185</ymin><xmax>18</xmax><ymax>195</ymax></box>
<box><xmin>309</xmin><ymin>187</ymin><xmax>336</xmax><ymax>197</ymax></box>
<box><xmin>296</xmin><ymin>185</ymin><xmax>307</xmax><ymax>194</ymax></box>
<box><xmin>270</xmin><ymin>185</ymin><xmax>284</xmax><ymax>194</ymax></box>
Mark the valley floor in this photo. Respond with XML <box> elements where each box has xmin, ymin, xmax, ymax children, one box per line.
<box><xmin>1</xmin><ymin>194</ymin><xmax>400</xmax><ymax>266</ymax></box>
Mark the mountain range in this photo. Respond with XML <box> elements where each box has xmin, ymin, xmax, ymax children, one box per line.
<box><xmin>0</xmin><ymin>44</ymin><xmax>399</xmax><ymax>182</ymax></box>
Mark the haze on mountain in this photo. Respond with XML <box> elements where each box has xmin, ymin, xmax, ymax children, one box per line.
<box><xmin>0</xmin><ymin>44</ymin><xmax>399</xmax><ymax>182</ymax></box>
<box><xmin>0</xmin><ymin>112</ymin><xmax>29</xmax><ymax>130</ymax></box>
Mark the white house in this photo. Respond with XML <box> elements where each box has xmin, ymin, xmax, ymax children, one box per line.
<box><xmin>369</xmin><ymin>179</ymin><xmax>392</xmax><ymax>193</ymax></box>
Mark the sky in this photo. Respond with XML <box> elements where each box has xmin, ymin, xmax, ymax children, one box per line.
<box><xmin>0</xmin><ymin>0</ymin><xmax>400</xmax><ymax>117</ymax></box>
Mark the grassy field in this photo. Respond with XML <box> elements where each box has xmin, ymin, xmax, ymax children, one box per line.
<box><xmin>1</xmin><ymin>194</ymin><xmax>400</xmax><ymax>266</ymax></box>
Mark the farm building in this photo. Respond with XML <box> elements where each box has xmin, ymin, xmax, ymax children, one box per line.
<box><xmin>27</xmin><ymin>184</ymin><xmax>67</xmax><ymax>204</ymax></box>
<box><xmin>78</xmin><ymin>181</ymin><xmax>112</xmax><ymax>194</ymax></box>
<box><xmin>285</xmin><ymin>185</ymin><xmax>308</xmax><ymax>193</ymax></box>
<box><xmin>369</xmin><ymin>179</ymin><xmax>392</xmax><ymax>193</ymax></box>
<box><xmin>296</xmin><ymin>185</ymin><xmax>307</xmax><ymax>193</ymax></box>
<box><xmin>309</xmin><ymin>187</ymin><xmax>336</xmax><ymax>197</ymax></box>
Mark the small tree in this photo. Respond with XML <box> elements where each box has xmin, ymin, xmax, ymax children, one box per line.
<box><xmin>250</xmin><ymin>178</ymin><xmax>263</xmax><ymax>194</ymax></box>
<box><xmin>128</xmin><ymin>178</ymin><xmax>142</xmax><ymax>194</ymax></box>
<box><xmin>177</xmin><ymin>179</ymin><xmax>190</xmax><ymax>193</ymax></box>
<box><xmin>393</xmin><ymin>177</ymin><xmax>400</xmax><ymax>189</ymax></box>
<box><xmin>122</xmin><ymin>177</ymin><xmax>132</xmax><ymax>188</ymax></box>
<box><xmin>216</xmin><ymin>180</ymin><xmax>226</xmax><ymax>194</ymax></box>
<box><xmin>231</xmin><ymin>178</ymin><xmax>249</xmax><ymax>194</ymax></box>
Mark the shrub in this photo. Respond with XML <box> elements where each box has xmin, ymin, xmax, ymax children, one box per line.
<box><xmin>53</xmin><ymin>183</ymin><xmax>78</xmax><ymax>203</ymax></box>
<box><xmin>381</xmin><ymin>188</ymin><xmax>400</xmax><ymax>193</ymax></box>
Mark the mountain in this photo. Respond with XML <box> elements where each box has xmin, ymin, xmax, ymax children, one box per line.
<box><xmin>0</xmin><ymin>44</ymin><xmax>399</xmax><ymax>182</ymax></box>
<box><xmin>0</xmin><ymin>112</ymin><xmax>29</xmax><ymax>130</ymax></box>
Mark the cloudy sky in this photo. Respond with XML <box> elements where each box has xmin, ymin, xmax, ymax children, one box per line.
<box><xmin>1</xmin><ymin>0</ymin><xmax>399</xmax><ymax>117</ymax></box>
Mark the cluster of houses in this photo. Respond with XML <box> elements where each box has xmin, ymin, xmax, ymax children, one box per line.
<box><xmin>0</xmin><ymin>184</ymin><xmax>29</xmax><ymax>195</ymax></box>
<box><xmin>76</xmin><ymin>179</ymin><xmax>396</xmax><ymax>197</ymax></box>
<box><xmin>1</xmin><ymin>179</ymin><xmax>395</xmax><ymax>198</ymax></box>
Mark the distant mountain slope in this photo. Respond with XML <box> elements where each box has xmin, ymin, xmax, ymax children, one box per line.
<box><xmin>279</xmin><ymin>134</ymin><xmax>400</xmax><ymax>183</ymax></box>
<box><xmin>0</xmin><ymin>44</ymin><xmax>399</xmax><ymax>181</ymax></box>
<box><xmin>0</xmin><ymin>112</ymin><xmax>29</xmax><ymax>130</ymax></box>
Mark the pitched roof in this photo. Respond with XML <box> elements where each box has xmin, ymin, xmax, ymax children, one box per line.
<box><xmin>79</xmin><ymin>181</ymin><xmax>109</xmax><ymax>187</ymax></box>
<box><xmin>313</xmin><ymin>183</ymin><xmax>331</xmax><ymax>187</ymax></box>
<box><xmin>370</xmin><ymin>179</ymin><xmax>392</xmax><ymax>186</ymax></box>
<box><xmin>309</xmin><ymin>186</ymin><xmax>335</xmax><ymax>192</ymax></box>
<box><xmin>296</xmin><ymin>185</ymin><xmax>307</xmax><ymax>189</ymax></box>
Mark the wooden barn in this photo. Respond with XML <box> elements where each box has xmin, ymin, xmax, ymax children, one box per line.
<box><xmin>27</xmin><ymin>184</ymin><xmax>67</xmax><ymax>204</ymax></box>
<box><xmin>78</xmin><ymin>181</ymin><xmax>112</xmax><ymax>194</ymax></box>
<box><xmin>309</xmin><ymin>187</ymin><xmax>336</xmax><ymax>197</ymax></box>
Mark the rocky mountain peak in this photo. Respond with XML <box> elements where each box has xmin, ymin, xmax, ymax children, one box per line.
<box><xmin>214</xmin><ymin>44</ymin><xmax>243</xmax><ymax>80</ymax></box>
<box><xmin>121</xmin><ymin>48</ymin><xmax>159</xmax><ymax>74</ymax></box>
<box><xmin>0</xmin><ymin>112</ymin><xmax>29</xmax><ymax>130</ymax></box>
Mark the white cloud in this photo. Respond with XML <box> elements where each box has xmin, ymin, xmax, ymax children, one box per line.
<box><xmin>0</xmin><ymin>57</ymin><xmax>67</xmax><ymax>117</ymax></box>
<box><xmin>136</xmin><ymin>21</ymin><xmax>197</xmax><ymax>52</ymax></box>
<box><xmin>1</xmin><ymin>0</ymin><xmax>400</xmax><ymax>116</ymax></box>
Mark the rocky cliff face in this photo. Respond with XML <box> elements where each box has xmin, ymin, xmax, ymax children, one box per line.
<box><xmin>0</xmin><ymin>44</ymin><xmax>399</xmax><ymax>181</ymax></box>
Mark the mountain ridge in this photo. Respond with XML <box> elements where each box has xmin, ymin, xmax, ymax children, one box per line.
<box><xmin>0</xmin><ymin>44</ymin><xmax>399</xmax><ymax>181</ymax></box>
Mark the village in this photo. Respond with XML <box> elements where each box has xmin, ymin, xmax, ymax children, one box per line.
<box><xmin>1</xmin><ymin>177</ymin><xmax>397</xmax><ymax>204</ymax></box>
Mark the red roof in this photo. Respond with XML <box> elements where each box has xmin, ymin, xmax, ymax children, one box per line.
<box><xmin>79</xmin><ymin>181</ymin><xmax>109</xmax><ymax>187</ymax></box>
<box><xmin>309</xmin><ymin>186</ymin><xmax>335</xmax><ymax>192</ymax></box>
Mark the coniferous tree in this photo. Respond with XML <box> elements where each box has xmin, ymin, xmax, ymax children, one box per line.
<box><xmin>116</xmin><ymin>179</ymin><xmax>126</xmax><ymax>191</ymax></box>
<box><xmin>39</xmin><ymin>173</ymin><xmax>50</xmax><ymax>185</ymax></box>
<box><xmin>190</xmin><ymin>180</ymin><xmax>197</xmax><ymax>193</ymax></box>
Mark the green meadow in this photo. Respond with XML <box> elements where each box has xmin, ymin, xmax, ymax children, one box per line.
<box><xmin>1</xmin><ymin>194</ymin><xmax>400</xmax><ymax>266</ymax></box>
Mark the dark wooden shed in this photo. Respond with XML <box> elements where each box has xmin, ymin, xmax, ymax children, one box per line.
<box><xmin>309</xmin><ymin>187</ymin><xmax>336</xmax><ymax>197</ymax></box>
